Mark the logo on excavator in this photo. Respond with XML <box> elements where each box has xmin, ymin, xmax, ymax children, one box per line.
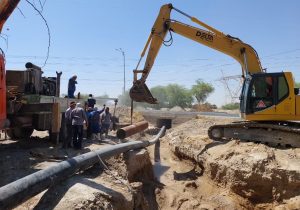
<box><xmin>196</xmin><ymin>31</ymin><xmax>213</xmax><ymax>42</ymax></box>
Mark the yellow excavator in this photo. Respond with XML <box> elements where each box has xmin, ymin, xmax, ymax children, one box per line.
<box><xmin>130</xmin><ymin>4</ymin><xmax>300</xmax><ymax>147</ymax></box>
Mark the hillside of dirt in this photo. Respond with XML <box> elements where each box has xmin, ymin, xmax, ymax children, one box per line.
<box><xmin>157</xmin><ymin>115</ymin><xmax>300</xmax><ymax>209</ymax></box>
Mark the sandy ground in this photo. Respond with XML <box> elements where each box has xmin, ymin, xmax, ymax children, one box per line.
<box><xmin>1</xmin><ymin>109</ymin><xmax>300</xmax><ymax>209</ymax></box>
<box><xmin>147</xmin><ymin>117</ymin><xmax>250</xmax><ymax>210</ymax></box>
<box><xmin>154</xmin><ymin>115</ymin><xmax>300</xmax><ymax>209</ymax></box>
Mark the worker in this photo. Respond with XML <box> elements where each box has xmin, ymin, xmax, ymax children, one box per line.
<box><xmin>100</xmin><ymin>107</ymin><xmax>112</xmax><ymax>139</ymax></box>
<box><xmin>71</xmin><ymin>102</ymin><xmax>88</xmax><ymax>149</ymax></box>
<box><xmin>84</xmin><ymin>106</ymin><xmax>92</xmax><ymax>139</ymax></box>
<box><xmin>90</xmin><ymin>107</ymin><xmax>103</xmax><ymax>140</ymax></box>
<box><xmin>90</xmin><ymin>105</ymin><xmax>105</xmax><ymax>140</ymax></box>
<box><xmin>68</xmin><ymin>75</ymin><xmax>77</xmax><ymax>98</ymax></box>
<box><xmin>63</xmin><ymin>101</ymin><xmax>76</xmax><ymax>149</ymax></box>
<box><xmin>87</xmin><ymin>94</ymin><xmax>96</xmax><ymax>108</ymax></box>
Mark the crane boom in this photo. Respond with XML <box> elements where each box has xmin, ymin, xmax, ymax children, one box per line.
<box><xmin>130</xmin><ymin>4</ymin><xmax>263</xmax><ymax>104</ymax></box>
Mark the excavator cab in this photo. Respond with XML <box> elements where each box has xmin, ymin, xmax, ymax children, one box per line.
<box><xmin>240</xmin><ymin>72</ymin><xmax>298</xmax><ymax>121</ymax></box>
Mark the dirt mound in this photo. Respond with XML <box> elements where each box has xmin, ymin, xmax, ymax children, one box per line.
<box><xmin>199</xmin><ymin>141</ymin><xmax>300</xmax><ymax>203</ymax></box>
<box><xmin>169</xmin><ymin>106</ymin><xmax>184</xmax><ymax>112</ymax></box>
<box><xmin>165</xmin><ymin>116</ymin><xmax>300</xmax><ymax>207</ymax></box>
<box><xmin>114</xmin><ymin>106</ymin><xmax>144</xmax><ymax>124</ymax></box>
<box><xmin>192</xmin><ymin>103</ymin><xmax>215</xmax><ymax>112</ymax></box>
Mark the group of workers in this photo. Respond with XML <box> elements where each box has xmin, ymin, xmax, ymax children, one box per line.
<box><xmin>65</xmin><ymin>75</ymin><xmax>113</xmax><ymax>149</ymax></box>
<box><xmin>64</xmin><ymin>94</ymin><xmax>112</xmax><ymax>150</ymax></box>
<box><xmin>85</xmin><ymin>94</ymin><xmax>112</xmax><ymax>141</ymax></box>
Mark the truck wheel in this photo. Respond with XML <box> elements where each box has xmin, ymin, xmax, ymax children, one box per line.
<box><xmin>7</xmin><ymin>127</ymin><xmax>34</xmax><ymax>139</ymax></box>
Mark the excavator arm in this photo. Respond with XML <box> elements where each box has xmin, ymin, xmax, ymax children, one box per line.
<box><xmin>130</xmin><ymin>4</ymin><xmax>263</xmax><ymax>104</ymax></box>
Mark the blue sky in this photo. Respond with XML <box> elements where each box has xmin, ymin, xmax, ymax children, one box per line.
<box><xmin>2</xmin><ymin>0</ymin><xmax>300</xmax><ymax>106</ymax></box>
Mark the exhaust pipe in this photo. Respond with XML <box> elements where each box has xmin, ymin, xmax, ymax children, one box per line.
<box><xmin>25</xmin><ymin>62</ymin><xmax>42</xmax><ymax>70</ymax></box>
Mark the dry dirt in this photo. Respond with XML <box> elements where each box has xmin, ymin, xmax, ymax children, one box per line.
<box><xmin>0</xmin><ymin>109</ymin><xmax>299</xmax><ymax>210</ymax></box>
<box><xmin>156</xmin><ymin>115</ymin><xmax>300</xmax><ymax>209</ymax></box>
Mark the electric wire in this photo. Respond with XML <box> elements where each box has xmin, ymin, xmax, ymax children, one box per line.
<box><xmin>25</xmin><ymin>0</ymin><xmax>50</xmax><ymax>68</ymax></box>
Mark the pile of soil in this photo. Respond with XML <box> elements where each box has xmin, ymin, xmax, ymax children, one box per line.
<box><xmin>161</xmin><ymin>116</ymin><xmax>300</xmax><ymax>209</ymax></box>
<box><xmin>169</xmin><ymin>106</ymin><xmax>184</xmax><ymax>112</ymax></box>
<box><xmin>192</xmin><ymin>103</ymin><xmax>214</xmax><ymax>112</ymax></box>
<box><xmin>114</xmin><ymin>106</ymin><xmax>144</xmax><ymax>124</ymax></box>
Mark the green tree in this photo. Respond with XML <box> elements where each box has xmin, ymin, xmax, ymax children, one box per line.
<box><xmin>150</xmin><ymin>86</ymin><xmax>168</xmax><ymax>109</ymax></box>
<box><xmin>191</xmin><ymin>79</ymin><xmax>214</xmax><ymax>104</ymax></box>
<box><xmin>119</xmin><ymin>84</ymin><xmax>193</xmax><ymax>109</ymax></box>
<box><xmin>295</xmin><ymin>82</ymin><xmax>300</xmax><ymax>88</ymax></box>
<box><xmin>165</xmin><ymin>84</ymin><xmax>193</xmax><ymax>108</ymax></box>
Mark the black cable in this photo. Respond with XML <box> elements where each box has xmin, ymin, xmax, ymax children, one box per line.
<box><xmin>162</xmin><ymin>30</ymin><xmax>173</xmax><ymax>47</ymax></box>
<box><xmin>16</xmin><ymin>7</ymin><xmax>26</xmax><ymax>18</ymax></box>
<box><xmin>25</xmin><ymin>0</ymin><xmax>50</xmax><ymax>68</ymax></box>
<box><xmin>0</xmin><ymin>48</ymin><xmax>6</xmax><ymax>65</ymax></box>
<box><xmin>0</xmin><ymin>34</ymin><xmax>9</xmax><ymax>52</ymax></box>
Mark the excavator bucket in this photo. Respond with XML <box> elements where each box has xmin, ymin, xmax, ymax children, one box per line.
<box><xmin>129</xmin><ymin>81</ymin><xmax>158</xmax><ymax>104</ymax></box>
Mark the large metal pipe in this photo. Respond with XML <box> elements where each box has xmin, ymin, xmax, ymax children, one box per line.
<box><xmin>116</xmin><ymin>121</ymin><xmax>149</xmax><ymax>139</ymax></box>
<box><xmin>0</xmin><ymin>126</ymin><xmax>165</xmax><ymax>210</ymax></box>
<box><xmin>25</xmin><ymin>62</ymin><xmax>42</xmax><ymax>70</ymax></box>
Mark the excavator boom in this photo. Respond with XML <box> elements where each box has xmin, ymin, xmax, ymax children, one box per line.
<box><xmin>130</xmin><ymin>3</ymin><xmax>263</xmax><ymax>104</ymax></box>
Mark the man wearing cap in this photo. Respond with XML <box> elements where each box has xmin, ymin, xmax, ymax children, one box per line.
<box><xmin>64</xmin><ymin>101</ymin><xmax>76</xmax><ymax>148</ymax></box>
<box><xmin>87</xmin><ymin>94</ymin><xmax>96</xmax><ymax>108</ymax></box>
<box><xmin>71</xmin><ymin>102</ymin><xmax>88</xmax><ymax>149</ymax></box>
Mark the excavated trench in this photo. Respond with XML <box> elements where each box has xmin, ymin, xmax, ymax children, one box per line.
<box><xmin>163</xmin><ymin>116</ymin><xmax>300</xmax><ymax>209</ymax></box>
<box><xmin>3</xmin><ymin>114</ymin><xmax>300</xmax><ymax>209</ymax></box>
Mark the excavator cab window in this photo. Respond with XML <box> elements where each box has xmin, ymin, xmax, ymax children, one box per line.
<box><xmin>277</xmin><ymin>76</ymin><xmax>289</xmax><ymax>101</ymax></box>
<box><xmin>249</xmin><ymin>76</ymin><xmax>274</xmax><ymax>111</ymax></box>
<box><xmin>246</xmin><ymin>73</ymin><xmax>289</xmax><ymax>113</ymax></box>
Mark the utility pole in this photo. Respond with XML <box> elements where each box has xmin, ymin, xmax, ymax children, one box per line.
<box><xmin>217</xmin><ymin>70</ymin><xmax>243</xmax><ymax>104</ymax></box>
<box><xmin>116</xmin><ymin>48</ymin><xmax>126</xmax><ymax>94</ymax></box>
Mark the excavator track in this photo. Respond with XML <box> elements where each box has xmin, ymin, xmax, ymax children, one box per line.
<box><xmin>208</xmin><ymin>121</ymin><xmax>300</xmax><ymax>147</ymax></box>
